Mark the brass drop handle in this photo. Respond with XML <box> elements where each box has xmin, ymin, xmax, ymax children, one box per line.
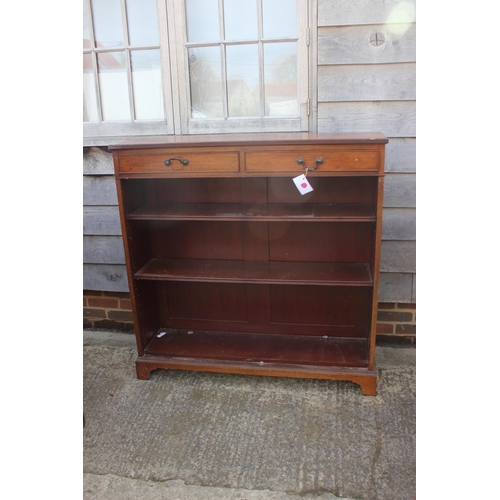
<box><xmin>164</xmin><ymin>157</ymin><xmax>189</xmax><ymax>167</ymax></box>
<box><xmin>296</xmin><ymin>157</ymin><xmax>324</xmax><ymax>172</ymax></box>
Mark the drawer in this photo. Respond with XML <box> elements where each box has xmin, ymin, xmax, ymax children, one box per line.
<box><xmin>118</xmin><ymin>149</ymin><xmax>240</xmax><ymax>174</ymax></box>
<box><xmin>245</xmin><ymin>149</ymin><xmax>379</xmax><ymax>173</ymax></box>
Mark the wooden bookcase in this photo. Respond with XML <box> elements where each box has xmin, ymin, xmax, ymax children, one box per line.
<box><xmin>110</xmin><ymin>133</ymin><xmax>387</xmax><ymax>395</ymax></box>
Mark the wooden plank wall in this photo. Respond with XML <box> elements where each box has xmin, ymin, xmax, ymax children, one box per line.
<box><xmin>83</xmin><ymin>0</ymin><xmax>416</xmax><ymax>303</ymax></box>
<box><xmin>83</xmin><ymin>148</ymin><xmax>128</xmax><ymax>292</ymax></box>
<box><xmin>316</xmin><ymin>0</ymin><xmax>416</xmax><ymax>302</ymax></box>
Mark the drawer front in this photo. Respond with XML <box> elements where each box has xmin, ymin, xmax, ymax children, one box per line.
<box><xmin>245</xmin><ymin>149</ymin><xmax>379</xmax><ymax>173</ymax></box>
<box><xmin>118</xmin><ymin>150</ymin><xmax>240</xmax><ymax>174</ymax></box>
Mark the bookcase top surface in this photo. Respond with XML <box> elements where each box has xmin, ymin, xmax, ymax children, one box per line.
<box><xmin>108</xmin><ymin>132</ymin><xmax>388</xmax><ymax>150</ymax></box>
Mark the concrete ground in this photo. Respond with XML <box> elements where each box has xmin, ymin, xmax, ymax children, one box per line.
<box><xmin>83</xmin><ymin>330</ymin><xmax>416</xmax><ymax>500</ymax></box>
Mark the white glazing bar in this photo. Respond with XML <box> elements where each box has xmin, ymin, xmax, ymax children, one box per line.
<box><xmin>257</xmin><ymin>0</ymin><xmax>265</xmax><ymax>118</ymax></box>
<box><xmin>120</xmin><ymin>0</ymin><xmax>136</xmax><ymax>121</ymax></box>
<box><xmin>158</xmin><ymin>0</ymin><xmax>177</xmax><ymax>133</ymax></box>
<box><xmin>218</xmin><ymin>0</ymin><xmax>228</xmax><ymax>119</ymax></box>
<box><xmin>84</xmin><ymin>0</ymin><xmax>103</xmax><ymax>122</ymax></box>
<box><xmin>84</xmin><ymin>0</ymin><xmax>95</xmax><ymax>48</ymax></box>
<box><xmin>304</xmin><ymin>0</ymin><xmax>313</xmax><ymax>131</ymax></box>
<box><xmin>185</xmin><ymin>37</ymin><xmax>296</xmax><ymax>48</ymax></box>
<box><xmin>91</xmin><ymin>51</ymin><xmax>103</xmax><ymax>122</ymax></box>
<box><xmin>87</xmin><ymin>45</ymin><xmax>160</xmax><ymax>53</ymax></box>
<box><xmin>125</xmin><ymin>49</ymin><xmax>135</xmax><ymax>120</ymax></box>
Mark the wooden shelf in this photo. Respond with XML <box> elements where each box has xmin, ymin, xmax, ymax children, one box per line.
<box><xmin>144</xmin><ymin>329</ymin><xmax>369</xmax><ymax>368</ymax></box>
<box><xmin>134</xmin><ymin>258</ymin><xmax>373</xmax><ymax>286</ymax></box>
<box><xmin>127</xmin><ymin>203</ymin><xmax>376</xmax><ymax>222</ymax></box>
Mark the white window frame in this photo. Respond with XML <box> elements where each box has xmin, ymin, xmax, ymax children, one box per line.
<box><xmin>170</xmin><ymin>0</ymin><xmax>310</xmax><ymax>135</ymax></box>
<box><xmin>83</xmin><ymin>0</ymin><xmax>176</xmax><ymax>145</ymax></box>
<box><xmin>84</xmin><ymin>0</ymin><xmax>312</xmax><ymax>145</ymax></box>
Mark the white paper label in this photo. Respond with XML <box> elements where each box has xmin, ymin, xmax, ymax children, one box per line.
<box><xmin>292</xmin><ymin>174</ymin><xmax>314</xmax><ymax>195</ymax></box>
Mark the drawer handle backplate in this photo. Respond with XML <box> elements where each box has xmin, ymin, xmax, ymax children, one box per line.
<box><xmin>296</xmin><ymin>157</ymin><xmax>324</xmax><ymax>172</ymax></box>
<box><xmin>164</xmin><ymin>157</ymin><xmax>190</xmax><ymax>167</ymax></box>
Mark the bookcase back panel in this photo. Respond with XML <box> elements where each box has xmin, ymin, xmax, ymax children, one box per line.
<box><xmin>147</xmin><ymin>221</ymin><xmax>266</xmax><ymax>261</ymax></box>
<box><xmin>122</xmin><ymin>177</ymin><xmax>378</xmax><ymax>208</ymax></box>
<box><xmin>144</xmin><ymin>220</ymin><xmax>373</xmax><ymax>264</ymax></box>
<box><xmin>268</xmin><ymin>222</ymin><xmax>373</xmax><ymax>263</ymax></box>
<box><xmin>267</xmin><ymin>177</ymin><xmax>377</xmax><ymax>205</ymax></box>
<box><xmin>154</xmin><ymin>178</ymin><xmax>268</xmax><ymax>204</ymax></box>
<box><xmin>270</xmin><ymin>285</ymin><xmax>370</xmax><ymax>330</ymax></box>
<box><xmin>155</xmin><ymin>282</ymin><xmax>370</xmax><ymax>338</ymax></box>
<box><xmin>161</xmin><ymin>281</ymin><xmax>248</xmax><ymax>322</ymax></box>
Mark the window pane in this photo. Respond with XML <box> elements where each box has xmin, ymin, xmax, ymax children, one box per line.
<box><xmin>83</xmin><ymin>0</ymin><xmax>91</xmax><ymax>48</ymax></box>
<box><xmin>83</xmin><ymin>54</ymin><xmax>99</xmax><ymax>122</ymax></box>
<box><xmin>186</xmin><ymin>0</ymin><xmax>219</xmax><ymax>43</ymax></box>
<box><xmin>97</xmin><ymin>52</ymin><xmax>131</xmax><ymax>120</ymax></box>
<box><xmin>224</xmin><ymin>0</ymin><xmax>257</xmax><ymax>40</ymax></box>
<box><xmin>126</xmin><ymin>0</ymin><xmax>159</xmax><ymax>46</ymax></box>
<box><xmin>226</xmin><ymin>45</ymin><xmax>259</xmax><ymax>117</ymax></box>
<box><xmin>91</xmin><ymin>0</ymin><xmax>125</xmax><ymax>48</ymax></box>
<box><xmin>263</xmin><ymin>0</ymin><xmax>297</xmax><ymax>39</ymax></box>
<box><xmin>188</xmin><ymin>47</ymin><xmax>223</xmax><ymax>118</ymax></box>
<box><xmin>264</xmin><ymin>42</ymin><xmax>298</xmax><ymax>116</ymax></box>
<box><xmin>131</xmin><ymin>50</ymin><xmax>164</xmax><ymax>120</ymax></box>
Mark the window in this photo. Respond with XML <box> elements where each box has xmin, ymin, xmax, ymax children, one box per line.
<box><xmin>83</xmin><ymin>0</ymin><xmax>309</xmax><ymax>144</ymax></box>
<box><xmin>83</xmin><ymin>0</ymin><xmax>175</xmax><ymax>141</ymax></box>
